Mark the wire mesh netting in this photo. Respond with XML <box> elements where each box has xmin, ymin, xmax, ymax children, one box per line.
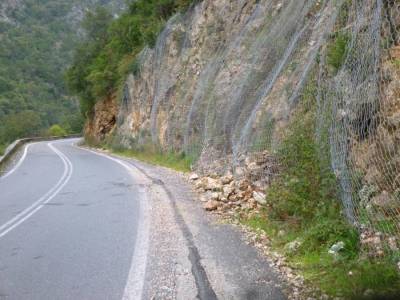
<box><xmin>319</xmin><ymin>0</ymin><xmax>400</xmax><ymax>254</ymax></box>
<box><xmin>115</xmin><ymin>0</ymin><xmax>400</xmax><ymax>253</ymax></box>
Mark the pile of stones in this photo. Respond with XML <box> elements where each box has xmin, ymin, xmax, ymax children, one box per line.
<box><xmin>189</xmin><ymin>150</ymin><xmax>279</xmax><ymax>215</ymax></box>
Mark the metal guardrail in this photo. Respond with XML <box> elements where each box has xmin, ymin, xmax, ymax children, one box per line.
<box><xmin>0</xmin><ymin>135</ymin><xmax>81</xmax><ymax>173</ymax></box>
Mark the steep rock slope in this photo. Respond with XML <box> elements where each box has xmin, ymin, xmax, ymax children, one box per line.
<box><xmin>88</xmin><ymin>0</ymin><xmax>400</xmax><ymax>248</ymax></box>
<box><xmin>90</xmin><ymin>0</ymin><xmax>342</xmax><ymax>163</ymax></box>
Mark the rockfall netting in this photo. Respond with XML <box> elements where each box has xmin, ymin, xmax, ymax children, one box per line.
<box><xmin>319</xmin><ymin>0</ymin><xmax>400</xmax><ymax>254</ymax></box>
<box><xmin>115</xmin><ymin>0</ymin><xmax>400</xmax><ymax>253</ymax></box>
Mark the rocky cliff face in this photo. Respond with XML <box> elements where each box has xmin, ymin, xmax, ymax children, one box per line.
<box><xmin>85</xmin><ymin>95</ymin><xmax>118</xmax><ymax>142</ymax></box>
<box><xmin>88</xmin><ymin>0</ymin><xmax>400</xmax><ymax>238</ymax></box>
<box><xmin>90</xmin><ymin>0</ymin><xmax>342</xmax><ymax>158</ymax></box>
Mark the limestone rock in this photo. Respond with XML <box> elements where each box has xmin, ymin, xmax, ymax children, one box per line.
<box><xmin>371</xmin><ymin>191</ymin><xmax>397</xmax><ymax>209</ymax></box>
<box><xmin>221</xmin><ymin>174</ymin><xmax>234</xmax><ymax>185</ymax></box>
<box><xmin>204</xmin><ymin>177</ymin><xmax>222</xmax><ymax>191</ymax></box>
<box><xmin>247</xmin><ymin>162</ymin><xmax>259</xmax><ymax>171</ymax></box>
<box><xmin>284</xmin><ymin>239</ymin><xmax>302</xmax><ymax>253</ymax></box>
<box><xmin>387</xmin><ymin>112</ymin><xmax>400</xmax><ymax>128</ymax></box>
<box><xmin>204</xmin><ymin>200</ymin><xmax>220</xmax><ymax>211</ymax></box>
<box><xmin>189</xmin><ymin>173</ymin><xmax>200</xmax><ymax>181</ymax></box>
<box><xmin>210</xmin><ymin>192</ymin><xmax>221</xmax><ymax>201</ymax></box>
<box><xmin>195</xmin><ymin>179</ymin><xmax>205</xmax><ymax>190</ymax></box>
<box><xmin>328</xmin><ymin>241</ymin><xmax>345</xmax><ymax>255</ymax></box>
<box><xmin>238</xmin><ymin>180</ymin><xmax>250</xmax><ymax>191</ymax></box>
<box><xmin>223</xmin><ymin>186</ymin><xmax>234</xmax><ymax>198</ymax></box>
<box><xmin>195</xmin><ymin>177</ymin><xmax>222</xmax><ymax>191</ymax></box>
<box><xmin>253</xmin><ymin>191</ymin><xmax>266</xmax><ymax>205</ymax></box>
<box><xmin>388</xmin><ymin>237</ymin><xmax>398</xmax><ymax>251</ymax></box>
<box><xmin>234</xmin><ymin>167</ymin><xmax>245</xmax><ymax>177</ymax></box>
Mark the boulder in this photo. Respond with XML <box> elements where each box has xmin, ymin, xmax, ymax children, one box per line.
<box><xmin>221</xmin><ymin>173</ymin><xmax>234</xmax><ymax>184</ymax></box>
<box><xmin>203</xmin><ymin>200</ymin><xmax>220</xmax><ymax>211</ymax></box>
<box><xmin>195</xmin><ymin>177</ymin><xmax>222</xmax><ymax>191</ymax></box>
<box><xmin>388</xmin><ymin>237</ymin><xmax>398</xmax><ymax>251</ymax></box>
<box><xmin>223</xmin><ymin>186</ymin><xmax>234</xmax><ymax>198</ymax></box>
<box><xmin>195</xmin><ymin>179</ymin><xmax>205</xmax><ymax>190</ymax></box>
<box><xmin>238</xmin><ymin>180</ymin><xmax>250</xmax><ymax>191</ymax></box>
<box><xmin>253</xmin><ymin>180</ymin><xmax>268</xmax><ymax>190</ymax></box>
<box><xmin>228</xmin><ymin>194</ymin><xmax>238</xmax><ymax>201</ymax></box>
<box><xmin>234</xmin><ymin>166</ymin><xmax>246</xmax><ymax>177</ymax></box>
<box><xmin>328</xmin><ymin>241</ymin><xmax>345</xmax><ymax>255</ymax></box>
<box><xmin>210</xmin><ymin>192</ymin><xmax>221</xmax><ymax>201</ymax></box>
<box><xmin>189</xmin><ymin>173</ymin><xmax>200</xmax><ymax>181</ymax></box>
<box><xmin>284</xmin><ymin>239</ymin><xmax>302</xmax><ymax>253</ymax></box>
<box><xmin>204</xmin><ymin>177</ymin><xmax>223</xmax><ymax>191</ymax></box>
<box><xmin>253</xmin><ymin>191</ymin><xmax>267</xmax><ymax>205</ymax></box>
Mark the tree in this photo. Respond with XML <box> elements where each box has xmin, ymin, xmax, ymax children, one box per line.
<box><xmin>0</xmin><ymin>111</ymin><xmax>42</xmax><ymax>143</ymax></box>
<box><xmin>47</xmin><ymin>124</ymin><xmax>67</xmax><ymax>137</ymax></box>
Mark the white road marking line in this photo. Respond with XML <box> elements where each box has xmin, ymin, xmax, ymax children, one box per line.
<box><xmin>122</xmin><ymin>188</ymin><xmax>150</xmax><ymax>300</ymax></box>
<box><xmin>1</xmin><ymin>142</ymin><xmax>36</xmax><ymax>180</ymax></box>
<box><xmin>0</xmin><ymin>142</ymin><xmax>73</xmax><ymax>238</ymax></box>
<box><xmin>76</xmin><ymin>146</ymin><xmax>150</xmax><ymax>300</ymax></box>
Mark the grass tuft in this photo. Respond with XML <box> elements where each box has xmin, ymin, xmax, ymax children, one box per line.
<box><xmin>327</xmin><ymin>32</ymin><xmax>349</xmax><ymax>73</ymax></box>
<box><xmin>111</xmin><ymin>147</ymin><xmax>192</xmax><ymax>173</ymax></box>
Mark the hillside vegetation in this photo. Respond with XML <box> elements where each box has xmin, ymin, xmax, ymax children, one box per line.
<box><xmin>0</xmin><ymin>0</ymin><xmax>124</xmax><ymax>149</ymax></box>
<box><xmin>66</xmin><ymin>0</ymin><xmax>197</xmax><ymax>116</ymax></box>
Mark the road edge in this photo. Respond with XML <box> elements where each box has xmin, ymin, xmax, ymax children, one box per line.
<box><xmin>0</xmin><ymin>135</ymin><xmax>81</xmax><ymax>177</ymax></box>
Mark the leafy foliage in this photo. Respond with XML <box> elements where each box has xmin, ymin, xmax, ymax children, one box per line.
<box><xmin>0</xmin><ymin>111</ymin><xmax>42</xmax><ymax>143</ymax></box>
<box><xmin>266</xmin><ymin>84</ymin><xmax>341</xmax><ymax>230</ymax></box>
<box><xmin>327</xmin><ymin>32</ymin><xmax>349</xmax><ymax>73</ymax></box>
<box><xmin>66</xmin><ymin>0</ymin><xmax>198</xmax><ymax>116</ymax></box>
<box><xmin>47</xmin><ymin>124</ymin><xmax>67</xmax><ymax>137</ymax></box>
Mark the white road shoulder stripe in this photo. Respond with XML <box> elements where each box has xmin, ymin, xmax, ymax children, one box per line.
<box><xmin>0</xmin><ymin>142</ymin><xmax>73</xmax><ymax>238</ymax></box>
<box><xmin>76</xmin><ymin>146</ymin><xmax>150</xmax><ymax>300</ymax></box>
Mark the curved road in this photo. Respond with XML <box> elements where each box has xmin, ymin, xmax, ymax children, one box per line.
<box><xmin>0</xmin><ymin>139</ymin><xmax>148</xmax><ymax>300</ymax></box>
<box><xmin>0</xmin><ymin>139</ymin><xmax>286</xmax><ymax>300</ymax></box>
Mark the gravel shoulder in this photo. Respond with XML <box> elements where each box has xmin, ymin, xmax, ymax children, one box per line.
<box><xmin>99</xmin><ymin>149</ymin><xmax>288</xmax><ymax>299</ymax></box>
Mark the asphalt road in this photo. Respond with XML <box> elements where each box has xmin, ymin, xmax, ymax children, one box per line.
<box><xmin>0</xmin><ymin>139</ymin><xmax>286</xmax><ymax>300</ymax></box>
<box><xmin>0</xmin><ymin>139</ymin><xmax>149</xmax><ymax>300</ymax></box>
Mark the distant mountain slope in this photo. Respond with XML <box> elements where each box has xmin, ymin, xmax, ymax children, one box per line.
<box><xmin>0</xmin><ymin>0</ymin><xmax>125</xmax><ymax>145</ymax></box>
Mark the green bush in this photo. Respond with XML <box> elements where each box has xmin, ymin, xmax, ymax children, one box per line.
<box><xmin>327</xmin><ymin>32</ymin><xmax>349</xmax><ymax>73</ymax></box>
<box><xmin>47</xmin><ymin>124</ymin><xmax>67</xmax><ymax>137</ymax></box>
<box><xmin>266</xmin><ymin>106</ymin><xmax>338</xmax><ymax>228</ymax></box>
<box><xmin>0</xmin><ymin>110</ymin><xmax>42</xmax><ymax>144</ymax></box>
